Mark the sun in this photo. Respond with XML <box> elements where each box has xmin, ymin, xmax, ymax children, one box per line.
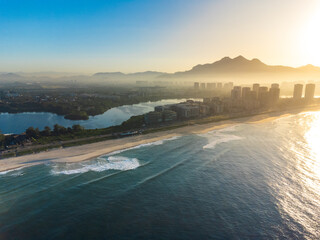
<box><xmin>299</xmin><ymin>6</ymin><xmax>320</xmax><ymax>66</ymax></box>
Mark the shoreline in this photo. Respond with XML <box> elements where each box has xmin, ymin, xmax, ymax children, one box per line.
<box><xmin>1</xmin><ymin>105</ymin><xmax>320</xmax><ymax>173</ymax></box>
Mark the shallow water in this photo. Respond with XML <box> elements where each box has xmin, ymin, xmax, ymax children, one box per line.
<box><xmin>0</xmin><ymin>112</ymin><xmax>319</xmax><ymax>239</ymax></box>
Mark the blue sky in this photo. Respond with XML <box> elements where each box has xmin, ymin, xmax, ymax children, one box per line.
<box><xmin>0</xmin><ymin>0</ymin><xmax>319</xmax><ymax>73</ymax></box>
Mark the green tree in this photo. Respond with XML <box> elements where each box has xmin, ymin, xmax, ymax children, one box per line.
<box><xmin>72</xmin><ymin>124</ymin><xmax>84</xmax><ymax>132</ymax></box>
<box><xmin>0</xmin><ymin>130</ymin><xmax>5</xmax><ymax>147</ymax></box>
<box><xmin>53</xmin><ymin>124</ymin><xmax>67</xmax><ymax>135</ymax></box>
<box><xmin>26</xmin><ymin>127</ymin><xmax>37</xmax><ymax>138</ymax></box>
<box><xmin>41</xmin><ymin>126</ymin><xmax>51</xmax><ymax>136</ymax></box>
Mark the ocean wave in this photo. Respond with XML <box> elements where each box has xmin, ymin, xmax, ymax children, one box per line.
<box><xmin>105</xmin><ymin>136</ymin><xmax>181</xmax><ymax>156</ymax></box>
<box><xmin>213</xmin><ymin>125</ymin><xmax>239</xmax><ymax>133</ymax></box>
<box><xmin>199</xmin><ymin>125</ymin><xmax>243</xmax><ymax>149</ymax></box>
<box><xmin>0</xmin><ymin>167</ymin><xmax>25</xmax><ymax>177</ymax></box>
<box><xmin>50</xmin><ymin>156</ymin><xmax>140</xmax><ymax>175</ymax></box>
<box><xmin>198</xmin><ymin>125</ymin><xmax>240</xmax><ymax>137</ymax></box>
<box><xmin>203</xmin><ymin>133</ymin><xmax>243</xmax><ymax>149</ymax></box>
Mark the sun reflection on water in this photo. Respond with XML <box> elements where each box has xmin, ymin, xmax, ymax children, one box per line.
<box><xmin>274</xmin><ymin>111</ymin><xmax>320</xmax><ymax>238</ymax></box>
<box><xmin>303</xmin><ymin>112</ymin><xmax>320</xmax><ymax>195</ymax></box>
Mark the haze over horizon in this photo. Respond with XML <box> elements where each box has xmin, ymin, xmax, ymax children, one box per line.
<box><xmin>1</xmin><ymin>0</ymin><xmax>320</xmax><ymax>73</ymax></box>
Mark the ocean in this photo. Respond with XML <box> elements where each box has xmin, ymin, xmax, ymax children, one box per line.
<box><xmin>0</xmin><ymin>111</ymin><xmax>319</xmax><ymax>239</ymax></box>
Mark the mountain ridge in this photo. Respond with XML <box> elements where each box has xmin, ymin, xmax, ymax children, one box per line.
<box><xmin>1</xmin><ymin>56</ymin><xmax>320</xmax><ymax>83</ymax></box>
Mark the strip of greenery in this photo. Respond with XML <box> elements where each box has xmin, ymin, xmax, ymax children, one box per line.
<box><xmin>61</xmin><ymin>136</ymin><xmax>114</xmax><ymax>148</ymax></box>
<box><xmin>1</xmin><ymin>103</ymin><xmax>320</xmax><ymax>159</ymax></box>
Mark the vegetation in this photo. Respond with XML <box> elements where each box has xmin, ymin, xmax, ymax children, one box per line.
<box><xmin>2</xmin><ymin>101</ymin><xmax>320</xmax><ymax>159</ymax></box>
<box><xmin>65</xmin><ymin>111</ymin><xmax>89</xmax><ymax>120</ymax></box>
<box><xmin>0</xmin><ymin>86</ymin><xmax>204</xmax><ymax>120</ymax></box>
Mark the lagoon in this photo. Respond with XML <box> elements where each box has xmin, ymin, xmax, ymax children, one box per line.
<box><xmin>0</xmin><ymin>99</ymin><xmax>191</xmax><ymax>134</ymax></box>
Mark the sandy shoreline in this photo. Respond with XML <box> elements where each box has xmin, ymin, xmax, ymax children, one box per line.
<box><xmin>1</xmin><ymin>106</ymin><xmax>319</xmax><ymax>173</ymax></box>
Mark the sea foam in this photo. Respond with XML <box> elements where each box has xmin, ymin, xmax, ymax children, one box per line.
<box><xmin>0</xmin><ymin>167</ymin><xmax>25</xmax><ymax>177</ymax></box>
<box><xmin>203</xmin><ymin>134</ymin><xmax>243</xmax><ymax>149</ymax></box>
<box><xmin>200</xmin><ymin>126</ymin><xmax>243</xmax><ymax>149</ymax></box>
<box><xmin>50</xmin><ymin>156</ymin><xmax>140</xmax><ymax>175</ymax></box>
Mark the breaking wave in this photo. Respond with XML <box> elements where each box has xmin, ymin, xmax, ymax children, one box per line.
<box><xmin>201</xmin><ymin>125</ymin><xmax>243</xmax><ymax>149</ymax></box>
<box><xmin>203</xmin><ymin>134</ymin><xmax>243</xmax><ymax>149</ymax></box>
<box><xmin>50</xmin><ymin>156</ymin><xmax>140</xmax><ymax>175</ymax></box>
<box><xmin>0</xmin><ymin>167</ymin><xmax>25</xmax><ymax>177</ymax></box>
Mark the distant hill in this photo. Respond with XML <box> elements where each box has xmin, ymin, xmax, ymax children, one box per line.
<box><xmin>93</xmin><ymin>71</ymin><xmax>166</xmax><ymax>78</ymax></box>
<box><xmin>164</xmin><ymin>56</ymin><xmax>320</xmax><ymax>78</ymax></box>
<box><xmin>0</xmin><ymin>73</ymin><xmax>23</xmax><ymax>81</ymax></box>
<box><xmin>1</xmin><ymin>56</ymin><xmax>319</xmax><ymax>85</ymax></box>
<box><xmin>0</xmin><ymin>72</ymin><xmax>22</xmax><ymax>78</ymax></box>
<box><xmin>296</xmin><ymin>64</ymin><xmax>320</xmax><ymax>72</ymax></box>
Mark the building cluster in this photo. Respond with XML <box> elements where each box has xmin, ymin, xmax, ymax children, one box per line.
<box><xmin>293</xmin><ymin>83</ymin><xmax>316</xmax><ymax>102</ymax></box>
<box><xmin>144</xmin><ymin>82</ymin><xmax>317</xmax><ymax>125</ymax></box>
<box><xmin>144</xmin><ymin>100</ymin><xmax>212</xmax><ymax>124</ymax></box>
<box><xmin>229</xmin><ymin>83</ymin><xmax>281</xmax><ymax>110</ymax></box>
<box><xmin>194</xmin><ymin>82</ymin><xmax>233</xmax><ymax>90</ymax></box>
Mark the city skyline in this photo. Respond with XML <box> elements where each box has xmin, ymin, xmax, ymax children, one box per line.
<box><xmin>1</xmin><ymin>0</ymin><xmax>320</xmax><ymax>73</ymax></box>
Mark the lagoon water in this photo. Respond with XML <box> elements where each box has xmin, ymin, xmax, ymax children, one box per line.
<box><xmin>0</xmin><ymin>112</ymin><xmax>319</xmax><ymax>239</ymax></box>
<box><xmin>0</xmin><ymin>99</ymin><xmax>191</xmax><ymax>134</ymax></box>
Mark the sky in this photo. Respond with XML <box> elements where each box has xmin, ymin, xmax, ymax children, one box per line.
<box><xmin>0</xmin><ymin>0</ymin><xmax>320</xmax><ymax>73</ymax></box>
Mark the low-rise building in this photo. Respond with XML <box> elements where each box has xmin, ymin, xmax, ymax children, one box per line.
<box><xmin>163</xmin><ymin>110</ymin><xmax>178</xmax><ymax>122</ymax></box>
<box><xmin>171</xmin><ymin>103</ymin><xmax>200</xmax><ymax>119</ymax></box>
<box><xmin>144</xmin><ymin>111</ymin><xmax>163</xmax><ymax>125</ymax></box>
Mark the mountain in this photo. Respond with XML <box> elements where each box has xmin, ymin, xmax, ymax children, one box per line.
<box><xmin>297</xmin><ymin>64</ymin><xmax>320</xmax><ymax>72</ymax></box>
<box><xmin>1</xmin><ymin>57</ymin><xmax>319</xmax><ymax>85</ymax></box>
<box><xmin>0</xmin><ymin>73</ymin><xmax>23</xmax><ymax>81</ymax></box>
<box><xmin>166</xmin><ymin>55</ymin><xmax>317</xmax><ymax>79</ymax></box>
<box><xmin>0</xmin><ymin>72</ymin><xmax>22</xmax><ymax>78</ymax></box>
<box><xmin>93</xmin><ymin>72</ymin><xmax>126</xmax><ymax>78</ymax></box>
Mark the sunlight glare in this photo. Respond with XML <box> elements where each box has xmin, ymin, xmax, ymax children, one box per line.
<box><xmin>304</xmin><ymin>112</ymin><xmax>320</xmax><ymax>194</ymax></box>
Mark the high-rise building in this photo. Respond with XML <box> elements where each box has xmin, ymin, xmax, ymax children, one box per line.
<box><xmin>194</xmin><ymin>82</ymin><xmax>199</xmax><ymax>89</ymax></box>
<box><xmin>258</xmin><ymin>87</ymin><xmax>268</xmax><ymax>98</ymax></box>
<box><xmin>271</xmin><ymin>83</ymin><xmax>280</xmax><ymax>89</ymax></box>
<box><xmin>258</xmin><ymin>86</ymin><xmax>269</xmax><ymax>106</ymax></box>
<box><xmin>293</xmin><ymin>84</ymin><xmax>303</xmax><ymax>100</ymax></box>
<box><xmin>231</xmin><ymin>86</ymin><xmax>242</xmax><ymax>100</ymax></box>
<box><xmin>223</xmin><ymin>82</ymin><xmax>234</xmax><ymax>89</ymax></box>
<box><xmin>253</xmin><ymin>83</ymin><xmax>260</xmax><ymax>94</ymax></box>
<box><xmin>200</xmin><ymin>83</ymin><xmax>206</xmax><ymax>89</ymax></box>
<box><xmin>242</xmin><ymin>87</ymin><xmax>251</xmax><ymax>100</ymax></box>
<box><xmin>305</xmin><ymin>83</ymin><xmax>316</xmax><ymax>102</ymax></box>
<box><xmin>269</xmin><ymin>87</ymin><xmax>280</xmax><ymax>105</ymax></box>
<box><xmin>247</xmin><ymin>91</ymin><xmax>257</xmax><ymax>100</ymax></box>
<box><xmin>217</xmin><ymin>82</ymin><xmax>223</xmax><ymax>88</ymax></box>
<box><xmin>207</xmin><ymin>83</ymin><xmax>215</xmax><ymax>89</ymax></box>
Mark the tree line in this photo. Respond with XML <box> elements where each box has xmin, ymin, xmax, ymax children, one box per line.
<box><xmin>0</xmin><ymin>124</ymin><xmax>85</xmax><ymax>148</ymax></box>
<box><xmin>25</xmin><ymin>124</ymin><xmax>85</xmax><ymax>139</ymax></box>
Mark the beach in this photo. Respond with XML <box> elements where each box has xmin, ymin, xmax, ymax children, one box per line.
<box><xmin>0</xmin><ymin>106</ymin><xmax>318</xmax><ymax>173</ymax></box>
